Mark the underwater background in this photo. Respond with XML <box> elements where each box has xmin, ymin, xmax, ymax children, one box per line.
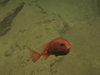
<box><xmin>0</xmin><ymin>0</ymin><xmax>100</xmax><ymax>75</ymax></box>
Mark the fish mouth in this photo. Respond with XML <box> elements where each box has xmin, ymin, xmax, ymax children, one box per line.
<box><xmin>67</xmin><ymin>46</ymin><xmax>70</xmax><ymax>50</ymax></box>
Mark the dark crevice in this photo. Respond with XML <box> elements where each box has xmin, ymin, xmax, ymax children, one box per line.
<box><xmin>97</xmin><ymin>0</ymin><xmax>100</xmax><ymax>15</ymax></box>
<box><xmin>0</xmin><ymin>2</ymin><xmax>25</xmax><ymax>37</ymax></box>
<box><xmin>0</xmin><ymin>0</ymin><xmax>9</xmax><ymax>6</ymax></box>
<box><xmin>58</xmin><ymin>21</ymin><xmax>72</xmax><ymax>36</ymax></box>
<box><xmin>57</xmin><ymin>14</ymin><xmax>72</xmax><ymax>37</ymax></box>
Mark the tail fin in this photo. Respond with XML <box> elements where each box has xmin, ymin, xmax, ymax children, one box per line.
<box><xmin>30</xmin><ymin>50</ymin><xmax>41</xmax><ymax>62</ymax></box>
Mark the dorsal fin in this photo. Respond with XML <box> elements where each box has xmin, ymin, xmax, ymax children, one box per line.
<box><xmin>41</xmin><ymin>42</ymin><xmax>50</xmax><ymax>52</ymax></box>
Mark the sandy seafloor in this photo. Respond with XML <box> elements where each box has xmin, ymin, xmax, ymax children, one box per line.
<box><xmin>0</xmin><ymin>0</ymin><xmax>100</xmax><ymax>75</ymax></box>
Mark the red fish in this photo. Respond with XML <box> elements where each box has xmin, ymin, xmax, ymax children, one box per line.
<box><xmin>30</xmin><ymin>37</ymin><xmax>71</xmax><ymax>62</ymax></box>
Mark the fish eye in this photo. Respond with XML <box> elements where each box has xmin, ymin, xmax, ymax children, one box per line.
<box><xmin>60</xmin><ymin>43</ymin><xmax>64</xmax><ymax>46</ymax></box>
